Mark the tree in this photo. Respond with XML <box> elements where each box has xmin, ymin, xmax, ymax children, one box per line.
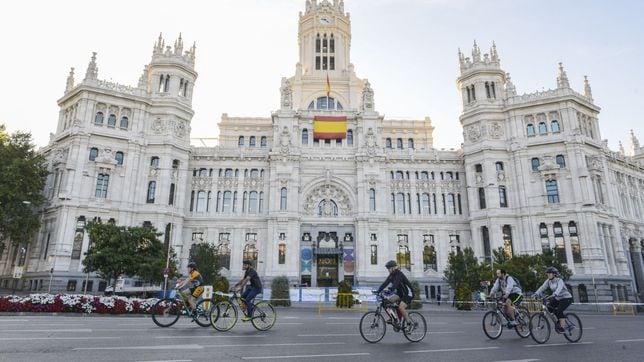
<box><xmin>491</xmin><ymin>247</ymin><xmax>572</xmax><ymax>294</ymax></box>
<box><xmin>188</xmin><ymin>242</ymin><xmax>222</xmax><ymax>286</ymax></box>
<box><xmin>444</xmin><ymin>247</ymin><xmax>483</xmax><ymax>310</ymax></box>
<box><xmin>0</xmin><ymin>124</ymin><xmax>48</xmax><ymax>246</ymax></box>
<box><xmin>82</xmin><ymin>221</ymin><xmax>172</xmax><ymax>289</ymax></box>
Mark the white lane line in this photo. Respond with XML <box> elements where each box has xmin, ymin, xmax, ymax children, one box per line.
<box><xmin>325</xmin><ymin>322</ymin><xmax>356</xmax><ymax>325</ymax></box>
<box><xmin>1</xmin><ymin>323</ymin><xmax>85</xmax><ymax>327</ymax></box>
<box><xmin>429</xmin><ymin>331</ymin><xmax>464</xmax><ymax>334</ymax></box>
<box><xmin>404</xmin><ymin>346</ymin><xmax>499</xmax><ymax>354</ymax></box>
<box><xmin>203</xmin><ymin>342</ymin><xmax>345</xmax><ymax>349</ymax></box>
<box><xmin>275</xmin><ymin>322</ymin><xmax>304</xmax><ymax>325</ymax></box>
<box><xmin>492</xmin><ymin>359</ymin><xmax>539</xmax><ymax>362</ymax></box>
<box><xmin>136</xmin><ymin>360</ymin><xmax>192</xmax><ymax>362</ymax></box>
<box><xmin>74</xmin><ymin>344</ymin><xmax>203</xmax><ymax>351</ymax></box>
<box><xmin>298</xmin><ymin>333</ymin><xmax>359</xmax><ymax>337</ymax></box>
<box><xmin>615</xmin><ymin>339</ymin><xmax>644</xmax><ymax>343</ymax></box>
<box><xmin>524</xmin><ymin>342</ymin><xmax>593</xmax><ymax>347</ymax></box>
<box><xmin>0</xmin><ymin>329</ymin><xmax>92</xmax><ymax>333</ymax></box>
<box><xmin>241</xmin><ymin>352</ymin><xmax>370</xmax><ymax>360</ymax></box>
<box><xmin>156</xmin><ymin>335</ymin><xmax>267</xmax><ymax>339</ymax></box>
<box><xmin>0</xmin><ymin>337</ymin><xmax>119</xmax><ymax>341</ymax></box>
<box><xmin>327</xmin><ymin>317</ymin><xmax>361</xmax><ymax>320</ymax></box>
<box><xmin>461</xmin><ymin>322</ymin><xmax>480</xmax><ymax>325</ymax></box>
<box><xmin>0</xmin><ymin>319</ymin><xmax>30</xmax><ymax>322</ymax></box>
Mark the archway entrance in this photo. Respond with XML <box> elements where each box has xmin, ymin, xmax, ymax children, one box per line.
<box><xmin>315</xmin><ymin>232</ymin><xmax>341</xmax><ymax>287</ymax></box>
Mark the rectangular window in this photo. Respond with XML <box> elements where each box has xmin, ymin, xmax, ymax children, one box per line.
<box><xmin>370</xmin><ymin>245</ymin><xmax>378</xmax><ymax>265</ymax></box>
<box><xmin>192</xmin><ymin>232</ymin><xmax>203</xmax><ymax>241</ymax></box>
<box><xmin>553</xmin><ymin>222</ymin><xmax>567</xmax><ymax>263</ymax></box>
<box><xmin>546</xmin><ymin>180</ymin><xmax>560</xmax><ymax>203</ymax></box>
<box><xmin>67</xmin><ymin>280</ymin><xmax>77</xmax><ymax>292</ymax></box>
<box><xmin>95</xmin><ymin>174</ymin><xmax>109</xmax><ymax>198</ymax></box>
<box><xmin>369</xmin><ymin>189</ymin><xmax>376</xmax><ymax>211</ymax></box>
<box><xmin>481</xmin><ymin>227</ymin><xmax>491</xmax><ymax>264</ymax></box>
<box><xmin>278</xmin><ymin>244</ymin><xmax>286</xmax><ymax>264</ymax></box>
<box><xmin>478</xmin><ymin>187</ymin><xmax>486</xmax><ymax>209</ymax></box>
<box><xmin>499</xmin><ymin>186</ymin><xmax>508</xmax><ymax>208</ymax></box>
<box><xmin>502</xmin><ymin>225</ymin><xmax>513</xmax><ymax>258</ymax></box>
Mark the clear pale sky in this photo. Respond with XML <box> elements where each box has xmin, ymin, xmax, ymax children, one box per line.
<box><xmin>1</xmin><ymin>0</ymin><xmax>641</xmax><ymax>151</ymax></box>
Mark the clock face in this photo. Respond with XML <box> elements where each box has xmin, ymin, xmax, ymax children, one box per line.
<box><xmin>320</xmin><ymin>16</ymin><xmax>331</xmax><ymax>24</ymax></box>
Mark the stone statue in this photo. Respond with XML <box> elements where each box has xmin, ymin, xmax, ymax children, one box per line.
<box><xmin>280</xmin><ymin>79</ymin><xmax>292</xmax><ymax>109</ymax></box>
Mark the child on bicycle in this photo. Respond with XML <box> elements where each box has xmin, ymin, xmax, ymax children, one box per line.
<box><xmin>176</xmin><ymin>262</ymin><xmax>203</xmax><ymax>316</ymax></box>
<box><xmin>233</xmin><ymin>260</ymin><xmax>263</xmax><ymax>321</ymax></box>
<box><xmin>532</xmin><ymin>266</ymin><xmax>573</xmax><ymax>333</ymax></box>
<box><xmin>489</xmin><ymin>269</ymin><xmax>523</xmax><ymax>326</ymax></box>
<box><xmin>376</xmin><ymin>260</ymin><xmax>416</xmax><ymax>332</ymax></box>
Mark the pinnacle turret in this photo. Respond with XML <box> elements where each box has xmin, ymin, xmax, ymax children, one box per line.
<box><xmin>556</xmin><ymin>62</ymin><xmax>569</xmax><ymax>88</ymax></box>
<box><xmin>65</xmin><ymin>67</ymin><xmax>75</xmax><ymax>92</ymax></box>
<box><xmin>505</xmin><ymin>72</ymin><xmax>516</xmax><ymax>97</ymax></box>
<box><xmin>151</xmin><ymin>33</ymin><xmax>196</xmax><ymax>67</ymax></box>
<box><xmin>584</xmin><ymin>75</ymin><xmax>593</xmax><ymax>102</ymax></box>
<box><xmin>304</xmin><ymin>0</ymin><xmax>345</xmax><ymax>15</ymax></box>
<box><xmin>630</xmin><ymin>129</ymin><xmax>640</xmax><ymax>154</ymax></box>
<box><xmin>618</xmin><ymin>141</ymin><xmax>625</xmax><ymax>155</ymax></box>
<box><xmin>458</xmin><ymin>41</ymin><xmax>502</xmax><ymax>74</ymax></box>
<box><xmin>84</xmin><ymin>52</ymin><xmax>98</xmax><ymax>81</ymax></box>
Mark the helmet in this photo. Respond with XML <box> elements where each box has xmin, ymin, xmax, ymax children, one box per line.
<box><xmin>187</xmin><ymin>262</ymin><xmax>197</xmax><ymax>269</ymax></box>
<box><xmin>546</xmin><ymin>266</ymin><xmax>559</xmax><ymax>275</ymax></box>
<box><xmin>243</xmin><ymin>260</ymin><xmax>253</xmax><ymax>266</ymax></box>
<box><xmin>385</xmin><ymin>260</ymin><xmax>397</xmax><ymax>269</ymax></box>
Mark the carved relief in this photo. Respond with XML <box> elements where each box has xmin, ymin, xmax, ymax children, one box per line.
<box><xmin>151</xmin><ymin>118</ymin><xmax>165</xmax><ymax>134</ymax></box>
<box><xmin>466</xmin><ymin>125</ymin><xmax>481</xmax><ymax>142</ymax></box>
<box><xmin>174</xmin><ymin>120</ymin><xmax>186</xmax><ymax>137</ymax></box>
<box><xmin>96</xmin><ymin>147</ymin><xmax>116</xmax><ymax>164</ymax></box>
<box><xmin>303</xmin><ymin>184</ymin><xmax>352</xmax><ymax>215</ymax></box>
<box><xmin>488</xmin><ymin>122</ymin><xmax>503</xmax><ymax>139</ymax></box>
<box><xmin>279</xmin><ymin>127</ymin><xmax>291</xmax><ymax>154</ymax></box>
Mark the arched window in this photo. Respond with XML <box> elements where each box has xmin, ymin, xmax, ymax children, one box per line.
<box><xmin>526</xmin><ymin>123</ymin><xmax>535</xmax><ymax>136</ymax></box>
<box><xmin>218</xmin><ymin>243</ymin><xmax>231</xmax><ymax>270</ymax></box>
<box><xmin>119</xmin><ymin>116</ymin><xmax>128</xmax><ymax>129</ymax></box>
<box><xmin>260</xmin><ymin>136</ymin><xmax>267</xmax><ymax>148</ymax></box>
<box><xmin>553</xmin><ymin>222</ymin><xmax>566</xmax><ymax>263</ymax></box>
<box><xmin>395</xmin><ymin>193</ymin><xmax>405</xmax><ymax>214</ymax></box>
<box><xmin>569</xmin><ymin>221</ymin><xmax>582</xmax><ymax>263</ymax></box>
<box><xmin>302</xmin><ymin>129</ymin><xmax>309</xmax><ymax>145</ymax></box>
<box><xmin>386</xmin><ymin>138</ymin><xmax>392</xmax><ymax>149</ymax></box>
<box><xmin>107</xmin><ymin>114</ymin><xmax>116</xmax><ymax>127</ymax></box>
<box><xmin>551</xmin><ymin>120</ymin><xmax>560</xmax><ymax>133</ymax></box>
<box><xmin>248</xmin><ymin>191</ymin><xmax>258</xmax><ymax>213</ymax></box>
<box><xmin>146</xmin><ymin>181</ymin><xmax>156</xmax><ymax>203</ymax></box>
<box><xmin>421</xmin><ymin>193</ymin><xmax>430</xmax><ymax>215</ymax></box>
<box><xmin>150</xmin><ymin>156</ymin><xmax>160</xmax><ymax>167</ymax></box>
<box><xmin>89</xmin><ymin>147</ymin><xmax>98</xmax><ymax>161</ymax></box>
<box><xmin>408</xmin><ymin>139</ymin><xmax>414</xmax><ymax>149</ymax></box>
<box><xmin>280</xmin><ymin>188</ymin><xmax>288</xmax><ymax>211</ymax></box>
<box><xmin>169</xmin><ymin>183</ymin><xmax>175</xmax><ymax>205</ymax></box>
<box><xmin>222</xmin><ymin>191</ymin><xmax>232</xmax><ymax>213</ymax></box>
<box><xmin>495</xmin><ymin>162</ymin><xmax>504</xmax><ymax>171</ymax></box>
<box><xmin>317</xmin><ymin>200</ymin><xmax>338</xmax><ymax>216</ymax></box>
<box><xmin>309</xmin><ymin>96</ymin><xmax>343</xmax><ymax>110</ymax></box>
<box><xmin>115</xmin><ymin>151</ymin><xmax>124</xmax><ymax>165</ymax></box>
<box><xmin>397</xmin><ymin>244</ymin><xmax>411</xmax><ymax>271</ymax></box>
<box><xmin>224</xmin><ymin>169</ymin><xmax>233</xmax><ymax>178</ymax></box>
<box><xmin>538</xmin><ymin>122</ymin><xmax>547</xmax><ymax>135</ymax></box>
<box><xmin>347</xmin><ymin>130</ymin><xmax>353</xmax><ymax>146</ymax></box>
<box><xmin>249</xmin><ymin>136</ymin><xmax>256</xmax><ymax>147</ymax></box>
<box><xmin>369</xmin><ymin>189</ymin><xmax>376</xmax><ymax>211</ymax></box>
<box><xmin>206</xmin><ymin>191</ymin><xmax>212</xmax><ymax>211</ymax></box>
<box><xmin>243</xmin><ymin>244</ymin><xmax>258</xmax><ymax>266</ymax></box>
<box><xmin>94</xmin><ymin>112</ymin><xmax>104</xmax><ymax>125</ymax></box>
<box><xmin>397</xmin><ymin>138</ymin><xmax>403</xmax><ymax>149</ymax></box>
<box><xmin>423</xmin><ymin>245</ymin><xmax>437</xmax><ymax>271</ymax></box>
<box><xmin>198</xmin><ymin>168</ymin><xmax>208</xmax><ymax>177</ymax></box>
<box><xmin>238</xmin><ymin>136</ymin><xmax>244</xmax><ymax>147</ymax></box>
<box><xmin>556</xmin><ymin>154</ymin><xmax>566</xmax><ymax>168</ymax></box>
<box><xmin>196</xmin><ymin>191</ymin><xmax>206</xmax><ymax>212</ymax></box>
<box><xmin>531</xmin><ymin>158</ymin><xmax>540</xmax><ymax>171</ymax></box>
<box><xmin>250</xmin><ymin>169</ymin><xmax>259</xmax><ymax>178</ymax></box>
<box><xmin>447</xmin><ymin>193</ymin><xmax>456</xmax><ymax>215</ymax></box>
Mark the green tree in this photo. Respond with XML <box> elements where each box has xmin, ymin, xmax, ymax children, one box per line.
<box><xmin>491</xmin><ymin>247</ymin><xmax>572</xmax><ymax>294</ymax></box>
<box><xmin>0</xmin><ymin>124</ymin><xmax>48</xmax><ymax>246</ymax></box>
<box><xmin>82</xmin><ymin>221</ymin><xmax>171</xmax><ymax>289</ymax></box>
<box><xmin>444</xmin><ymin>247</ymin><xmax>483</xmax><ymax>310</ymax></box>
<box><xmin>188</xmin><ymin>242</ymin><xmax>222</xmax><ymax>286</ymax></box>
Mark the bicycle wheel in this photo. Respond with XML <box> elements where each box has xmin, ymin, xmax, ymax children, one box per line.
<box><xmin>251</xmin><ymin>301</ymin><xmax>277</xmax><ymax>331</ymax></box>
<box><xmin>193</xmin><ymin>299</ymin><xmax>213</xmax><ymax>327</ymax></box>
<box><xmin>210</xmin><ymin>301</ymin><xmax>237</xmax><ymax>331</ymax></box>
<box><xmin>529</xmin><ymin>313</ymin><xmax>550</xmax><ymax>344</ymax></box>
<box><xmin>403</xmin><ymin>312</ymin><xmax>427</xmax><ymax>343</ymax></box>
<box><xmin>151</xmin><ymin>298</ymin><xmax>181</xmax><ymax>327</ymax></box>
<box><xmin>514</xmin><ymin>308</ymin><xmax>531</xmax><ymax>338</ymax></box>
<box><xmin>482</xmin><ymin>311</ymin><xmax>503</xmax><ymax>340</ymax></box>
<box><xmin>359</xmin><ymin>311</ymin><xmax>386</xmax><ymax>343</ymax></box>
<box><xmin>562</xmin><ymin>313</ymin><xmax>583</xmax><ymax>343</ymax></box>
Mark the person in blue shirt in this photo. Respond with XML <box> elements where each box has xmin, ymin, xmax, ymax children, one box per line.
<box><xmin>233</xmin><ymin>260</ymin><xmax>263</xmax><ymax>321</ymax></box>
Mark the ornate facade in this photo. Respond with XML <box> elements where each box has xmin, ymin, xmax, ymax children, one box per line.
<box><xmin>1</xmin><ymin>0</ymin><xmax>643</xmax><ymax>304</ymax></box>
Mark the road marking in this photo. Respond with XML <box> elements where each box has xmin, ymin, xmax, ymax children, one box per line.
<box><xmin>203</xmin><ymin>342</ymin><xmax>345</xmax><ymax>348</ymax></box>
<box><xmin>325</xmin><ymin>322</ymin><xmax>356</xmax><ymax>325</ymax></box>
<box><xmin>0</xmin><ymin>319</ymin><xmax>29</xmax><ymax>322</ymax></box>
<box><xmin>327</xmin><ymin>317</ymin><xmax>360</xmax><ymax>320</ymax></box>
<box><xmin>298</xmin><ymin>333</ymin><xmax>359</xmax><ymax>337</ymax></box>
<box><xmin>0</xmin><ymin>337</ymin><xmax>119</xmax><ymax>341</ymax></box>
<box><xmin>275</xmin><ymin>322</ymin><xmax>304</xmax><ymax>325</ymax></box>
<box><xmin>404</xmin><ymin>346</ymin><xmax>499</xmax><ymax>354</ymax></box>
<box><xmin>156</xmin><ymin>335</ymin><xmax>267</xmax><ymax>339</ymax></box>
<box><xmin>136</xmin><ymin>360</ymin><xmax>192</xmax><ymax>362</ymax></box>
<box><xmin>0</xmin><ymin>329</ymin><xmax>92</xmax><ymax>333</ymax></box>
<box><xmin>74</xmin><ymin>344</ymin><xmax>203</xmax><ymax>351</ymax></box>
<box><xmin>615</xmin><ymin>339</ymin><xmax>644</xmax><ymax>343</ymax></box>
<box><xmin>429</xmin><ymin>331</ymin><xmax>464</xmax><ymax>334</ymax></box>
<box><xmin>241</xmin><ymin>352</ymin><xmax>370</xmax><ymax>360</ymax></box>
<box><xmin>524</xmin><ymin>342</ymin><xmax>593</xmax><ymax>347</ymax></box>
<box><xmin>462</xmin><ymin>322</ymin><xmax>480</xmax><ymax>324</ymax></box>
<box><xmin>492</xmin><ymin>359</ymin><xmax>539</xmax><ymax>362</ymax></box>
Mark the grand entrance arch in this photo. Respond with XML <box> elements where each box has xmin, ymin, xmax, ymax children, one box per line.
<box><xmin>300</xmin><ymin>228</ymin><xmax>355</xmax><ymax>287</ymax></box>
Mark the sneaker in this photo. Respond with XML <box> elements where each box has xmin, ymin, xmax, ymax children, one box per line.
<box><xmin>554</xmin><ymin>325</ymin><xmax>565</xmax><ymax>334</ymax></box>
<box><xmin>566</xmin><ymin>324</ymin><xmax>576</xmax><ymax>332</ymax></box>
<box><xmin>241</xmin><ymin>315</ymin><xmax>251</xmax><ymax>322</ymax></box>
<box><xmin>406</xmin><ymin>322</ymin><xmax>418</xmax><ymax>333</ymax></box>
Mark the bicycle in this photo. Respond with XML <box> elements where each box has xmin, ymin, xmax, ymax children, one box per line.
<box><xmin>529</xmin><ymin>296</ymin><xmax>582</xmax><ymax>344</ymax></box>
<box><xmin>209</xmin><ymin>290</ymin><xmax>276</xmax><ymax>331</ymax></box>
<box><xmin>358</xmin><ymin>290</ymin><xmax>427</xmax><ymax>343</ymax></box>
<box><xmin>150</xmin><ymin>287</ymin><xmax>212</xmax><ymax>327</ymax></box>
<box><xmin>482</xmin><ymin>297</ymin><xmax>531</xmax><ymax>339</ymax></box>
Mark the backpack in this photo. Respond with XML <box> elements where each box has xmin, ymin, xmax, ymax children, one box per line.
<box><xmin>508</xmin><ymin>275</ymin><xmax>522</xmax><ymax>291</ymax></box>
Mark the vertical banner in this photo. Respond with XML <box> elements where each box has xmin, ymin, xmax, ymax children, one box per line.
<box><xmin>301</xmin><ymin>248</ymin><xmax>312</xmax><ymax>274</ymax></box>
<box><xmin>343</xmin><ymin>248</ymin><xmax>354</xmax><ymax>273</ymax></box>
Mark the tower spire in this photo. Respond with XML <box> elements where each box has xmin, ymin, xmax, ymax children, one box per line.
<box><xmin>490</xmin><ymin>41</ymin><xmax>499</xmax><ymax>63</ymax></box>
<box><xmin>630</xmin><ymin>129</ymin><xmax>640</xmax><ymax>154</ymax></box>
<box><xmin>84</xmin><ymin>52</ymin><xmax>98</xmax><ymax>81</ymax></box>
<box><xmin>556</xmin><ymin>62</ymin><xmax>569</xmax><ymax>88</ymax></box>
<box><xmin>472</xmin><ymin>40</ymin><xmax>481</xmax><ymax>63</ymax></box>
<box><xmin>505</xmin><ymin>72</ymin><xmax>516</xmax><ymax>97</ymax></box>
<box><xmin>584</xmin><ymin>75</ymin><xmax>593</xmax><ymax>102</ymax></box>
<box><xmin>618</xmin><ymin>141</ymin><xmax>625</xmax><ymax>156</ymax></box>
<box><xmin>65</xmin><ymin>67</ymin><xmax>75</xmax><ymax>92</ymax></box>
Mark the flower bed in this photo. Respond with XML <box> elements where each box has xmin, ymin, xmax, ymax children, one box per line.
<box><xmin>0</xmin><ymin>294</ymin><xmax>160</xmax><ymax>314</ymax></box>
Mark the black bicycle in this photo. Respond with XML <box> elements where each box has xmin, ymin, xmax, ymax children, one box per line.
<box><xmin>150</xmin><ymin>288</ymin><xmax>212</xmax><ymax>327</ymax></box>
<box><xmin>482</xmin><ymin>297</ymin><xmax>531</xmax><ymax>339</ymax></box>
<box><xmin>209</xmin><ymin>290</ymin><xmax>276</xmax><ymax>331</ymax></box>
<box><xmin>359</xmin><ymin>291</ymin><xmax>427</xmax><ymax>343</ymax></box>
<box><xmin>529</xmin><ymin>296</ymin><xmax>582</xmax><ymax>344</ymax></box>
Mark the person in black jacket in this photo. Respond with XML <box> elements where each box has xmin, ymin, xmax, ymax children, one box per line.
<box><xmin>376</xmin><ymin>260</ymin><xmax>416</xmax><ymax>331</ymax></box>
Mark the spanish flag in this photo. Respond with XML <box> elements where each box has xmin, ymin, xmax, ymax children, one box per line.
<box><xmin>326</xmin><ymin>73</ymin><xmax>331</xmax><ymax>97</ymax></box>
<box><xmin>314</xmin><ymin>116</ymin><xmax>347</xmax><ymax>139</ymax></box>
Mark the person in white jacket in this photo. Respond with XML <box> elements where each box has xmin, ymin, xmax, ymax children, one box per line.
<box><xmin>533</xmin><ymin>266</ymin><xmax>574</xmax><ymax>333</ymax></box>
<box><xmin>489</xmin><ymin>269</ymin><xmax>523</xmax><ymax>326</ymax></box>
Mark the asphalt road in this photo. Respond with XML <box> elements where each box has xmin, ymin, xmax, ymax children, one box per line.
<box><xmin>1</xmin><ymin>306</ymin><xmax>643</xmax><ymax>362</ymax></box>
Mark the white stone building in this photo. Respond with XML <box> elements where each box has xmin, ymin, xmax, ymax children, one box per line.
<box><xmin>1</xmin><ymin>0</ymin><xmax>643</xmax><ymax>304</ymax></box>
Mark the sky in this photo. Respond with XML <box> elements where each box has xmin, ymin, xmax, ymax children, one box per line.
<box><xmin>1</xmin><ymin>0</ymin><xmax>642</xmax><ymax>151</ymax></box>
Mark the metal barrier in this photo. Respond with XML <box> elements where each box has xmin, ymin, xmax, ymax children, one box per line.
<box><xmin>318</xmin><ymin>292</ymin><xmax>369</xmax><ymax>316</ymax></box>
<box><xmin>612</xmin><ymin>301</ymin><xmax>635</xmax><ymax>315</ymax></box>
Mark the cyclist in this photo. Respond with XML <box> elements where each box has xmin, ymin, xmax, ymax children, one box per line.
<box><xmin>376</xmin><ymin>260</ymin><xmax>416</xmax><ymax>332</ymax></box>
<box><xmin>233</xmin><ymin>260</ymin><xmax>263</xmax><ymax>322</ymax></box>
<box><xmin>176</xmin><ymin>261</ymin><xmax>203</xmax><ymax>317</ymax></box>
<box><xmin>489</xmin><ymin>269</ymin><xmax>523</xmax><ymax>326</ymax></box>
<box><xmin>532</xmin><ymin>266</ymin><xmax>574</xmax><ymax>333</ymax></box>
